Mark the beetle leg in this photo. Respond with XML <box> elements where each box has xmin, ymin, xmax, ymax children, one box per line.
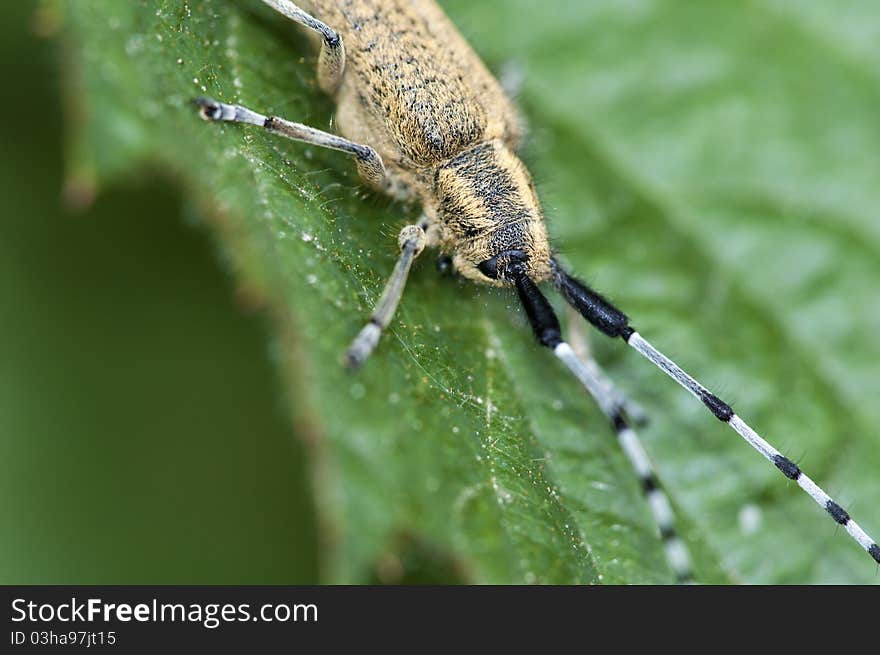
<box><xmin>262</xmin><ymin>0</ymin><xmax>344</xmax><ymax>93</ymax></box>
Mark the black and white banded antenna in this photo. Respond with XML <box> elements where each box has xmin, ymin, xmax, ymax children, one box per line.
<box><xmin>505</xmin><ymin>255</ymin><xmax>879</xmax><ymax>569</ymax></box>
<box><xmin>549</xmin><ymin>262</ymin><xmax>880</xmax><ymax>565</ymax></box>
<box><xmin>564</xmin><ymin>310</ymin><xmax>694</xmax><ymax>582</ymax></box>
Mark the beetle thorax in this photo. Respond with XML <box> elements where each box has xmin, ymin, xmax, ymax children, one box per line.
<box><xmin>430</xmin><ymin>139</ymin><xmax>552</xmax><ymax>285</ymax></box>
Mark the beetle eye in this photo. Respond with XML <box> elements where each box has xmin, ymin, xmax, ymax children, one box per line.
<box><xmin>477</xmin><ymin>250</ymin><xmax>528</xmax><ymax>280</ymax></box>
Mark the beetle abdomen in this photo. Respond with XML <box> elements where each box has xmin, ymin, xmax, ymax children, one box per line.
<box><xmin>313</xmin><ymin>0</ymin><xmax>519</xmax><ymax>166</ymax></box>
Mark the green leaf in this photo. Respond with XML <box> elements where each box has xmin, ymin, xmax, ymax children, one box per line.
<box><xmin>59</xmin><ymin>0</ymin><xmax>880</xmax><ymax>583</ymax></box>
<box><xmin>0</xmin><ymin>1</ymin><xmax>319</xmax><ymax>584</ymax></box>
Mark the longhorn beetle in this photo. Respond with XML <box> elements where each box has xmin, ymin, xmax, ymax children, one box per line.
<box><xmin>195</xmin><ymin>0</ymin><xmax>879</xmax><ymax>581</ymax></box>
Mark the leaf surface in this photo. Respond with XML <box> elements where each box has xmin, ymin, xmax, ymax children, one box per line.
<box><xmin>61</xmin><ymin>0</ymin><xmax>880</xmax><ymax>583</ymax></box>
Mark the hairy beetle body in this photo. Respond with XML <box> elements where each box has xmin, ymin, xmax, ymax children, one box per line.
<box><xmin>196</xmin><ymin>0</ymin><xmax>880</xmax><ymax>581</ymax></box>
<box><xmin>303</xmin><ymin>0</ymin><xmax>548</xmax><ymax>283</ymax></box>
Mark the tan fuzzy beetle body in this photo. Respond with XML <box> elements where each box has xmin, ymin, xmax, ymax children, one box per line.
<box><xmin>296</xmin><ymin>0</ymin><xmax>552</xmax><ymax>285</ymax></box>
<box><xmin>197</xmin><ymin>1</ymin><xmax>880</xmax><ymax>577</ymax></box>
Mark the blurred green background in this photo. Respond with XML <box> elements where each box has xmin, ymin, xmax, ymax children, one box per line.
<box><xmin>0</xmin><ymin>2</ymin><xmax>319</xmax><ymax>583</ymax></box>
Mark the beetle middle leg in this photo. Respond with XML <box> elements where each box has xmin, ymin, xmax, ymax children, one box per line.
<box><xmin>346</xmin><ymin>217</ymin><xmax>432</xmax><ymax>369</ymax></box>
<box><xmin>195</xmin><ymin>97</ymin><xmax>386</xmax><ymax>187</ymax></box>
<box><xmin>261</xmin><ymin>0</ymin><xmax>344</xmax><ymax>93</ymax></box>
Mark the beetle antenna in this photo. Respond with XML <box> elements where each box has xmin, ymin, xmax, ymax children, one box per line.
<box><xmin>551</xmin><ymin>263</ymin><xmax>880</xmax><ymax>565</ymax></box>
<box><xmin>513</xmin><ymin>268</ymin><xmax>693</xmax><ymax>581</ymax></box>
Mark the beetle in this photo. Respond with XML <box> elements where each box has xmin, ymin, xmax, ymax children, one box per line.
<box><xmin>196</xmin><ymin>0</ymin><xmax>880</xmax><ymax>580</ymax></box>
